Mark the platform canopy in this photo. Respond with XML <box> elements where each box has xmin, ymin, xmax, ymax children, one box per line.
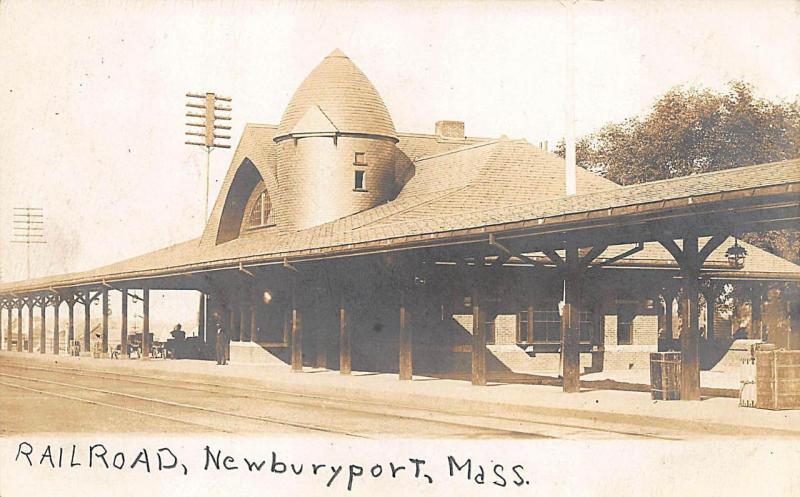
<box><xmin>0</xmin><ymin>155</ymin><xmax>798</xmax><ymax>298</ymax></box>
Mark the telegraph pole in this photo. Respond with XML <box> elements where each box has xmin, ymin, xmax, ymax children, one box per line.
<box><xmin>185</xmin><ymin>92</ymin><xmax>232</xmax><ymax>347</ymax></box>
<box><xmin>185</xmin><ymin>92</ymin><xmax>232</xmax><ymax>221</ymax></box>
<box><xmin>11</xmin><ymin>207</ymin><xmax>46</xmax><ymax>280</ymax></box>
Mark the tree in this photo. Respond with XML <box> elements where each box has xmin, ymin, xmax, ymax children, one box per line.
<box><xmin>558</xmin><ymin>81</ymin><xmax>800</xmax><ymax>263</ymax></box>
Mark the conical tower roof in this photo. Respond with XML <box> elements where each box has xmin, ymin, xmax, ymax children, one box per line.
<box><xmin>275</xmin><ymin>49</ymin><xmax>397</xmax><ymax>141</ymax></box>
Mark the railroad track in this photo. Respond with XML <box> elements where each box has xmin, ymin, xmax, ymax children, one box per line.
<box><xmin>0</xmin><ymin>370</ymin><xmax>371</xmax><ymax>437</ymax></box>
<box><xmin>0</xmin><ymin>366</ymin><xmax>543</xmax><ymax>438</ymax></box>
<box><xmin>0</xmin><ymin>361</ymin><xmax>682</xmax><ymax>440</ymax></box>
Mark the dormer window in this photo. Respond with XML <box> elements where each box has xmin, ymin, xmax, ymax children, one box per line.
<box><xmin>354</xmin><ymin>152</ymin><xmax>367</xmax><ymax>165</ymax></box>
<box><xmin>248</xmin><ymin>189</ymin><xmax>272</xmax><ymax>228</ymax></box>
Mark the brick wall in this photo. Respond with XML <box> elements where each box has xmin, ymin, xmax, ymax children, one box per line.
<box><xmin>453</xmin><ymin>314</ymin><xmax>471</xmax><ymax>333</ymax></box>
<box><xmin>603</xmin><ymin>307</ymin><xmax>658</xmax><ymax>347</ymax></box>
<box><xmin>435</xmin><ymin>120</ymin><xmax>465</xmax><ymax>139</ymax></box>
<box><xmin>634</xmin><ymin>315</ymin><xmax>659</xmax><ymax>345</ymax></box>
<box><xmin>452</xmin><ymin>313</ymin><xmax>517</xmax><ymax>345</ymax></box>
<box><xmin>494</xmin><ymin>314</ymin><xmax>517</xmax><ymax>344</ymax></box>
<box><xmin>604</xmin><ymin>315</ymin><xmax>618</xmax><ymax>346</ymax></box>
<box><xmin>600</xmin><ymin>351</ymin><xmax>653</xmax><ymax>370</ymax></box>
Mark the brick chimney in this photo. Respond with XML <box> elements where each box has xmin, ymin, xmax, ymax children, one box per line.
<box><xmin>435</xmin><ymin>120</ymin><xmax>465</xmax><ymax>140</ymax></box>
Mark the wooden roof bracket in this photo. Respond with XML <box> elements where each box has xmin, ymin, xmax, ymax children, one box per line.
<box><xmin>282</xmin><ymin>257</ymin><xmax>298</xmax><ymax>272</ymax></box>
<box><xmin>488</xmin><ymin>234</ymin><xmax>539</xmax><ymax>267</ymax></box>
<box><xmin>238</xmin><ymin>262</ymin><xmax>255</xmax><ymax>277</ymax></box>
<box><xmin>593</xmin><ymin>241</ymin><xmax>644</xmax><ymax>268</ymax></box>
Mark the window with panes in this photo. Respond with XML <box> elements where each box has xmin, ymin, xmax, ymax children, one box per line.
<box><xmin>518</xmin><ymin>304</ymin><xmax>593</xmax><ymax>344</ymax></box>
<box><xmin>247</xmin><ymin>189</ymin><xmax>272</xmax><ymax>228</ymax></box>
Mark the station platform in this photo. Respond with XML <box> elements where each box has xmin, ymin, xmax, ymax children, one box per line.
<box><xmin>1</xmin><ymin>350</ymin><xmax>798</xmax><ymax>437</ymax></box>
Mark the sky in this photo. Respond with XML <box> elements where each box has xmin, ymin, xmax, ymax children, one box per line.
<box><xmin>0</xmin><ymin>0</ymin><xmax>798</xmax><ymax>286</ymax></box>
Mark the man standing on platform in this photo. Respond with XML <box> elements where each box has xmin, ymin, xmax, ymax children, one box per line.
<box><xmin>214</xmin><ymin>313</ymin><xmax>229</xmax><ymax>365</ymax></box>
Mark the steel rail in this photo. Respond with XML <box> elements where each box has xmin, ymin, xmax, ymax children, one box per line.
<box><xmin>0</xmin><ymin>379</ymin><xmax>231</xmax><ymax>433</ymax></box>
<box><xmin>0</xmin><ymin>366</ymin><xmax>550</xmax><ymax>439</ymax></box>
<box><xmin>0</xmin><ymin>362</ymin><xmax>679</xmax><ymax>440</ymax></box>
<box><xmin>0</xmin><ymin>370</ymin><xmax>367</xmax><ymax>438</ymax></box>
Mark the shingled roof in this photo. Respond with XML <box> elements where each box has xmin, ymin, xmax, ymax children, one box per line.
<box><xmin>379</xmin><ymin>139</ymin><xmax>619</xmax><ymax>227</ymax></box>
<box><xmin>1</xmin><ymin>154</ymin><xmax>798</xmax><ymax>295</ymax></box>
<box><xmin>275</xmin><ymin>49</ymin><xmax>397</xmax><ymax>141</ymax></box>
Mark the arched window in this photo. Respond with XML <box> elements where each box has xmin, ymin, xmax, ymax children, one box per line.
<box><xmin>247</xmin><ymin>189</ymin><xmax>272</xmax><ymax>228</ymax></box>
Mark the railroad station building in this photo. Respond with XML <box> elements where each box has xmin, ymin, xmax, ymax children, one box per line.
<box><xmin>1</xmin><ymin>49</ymin><xmax>799</xmax><ymax>400</ymax></box>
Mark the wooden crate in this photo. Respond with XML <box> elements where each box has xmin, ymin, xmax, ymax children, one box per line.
<box><xmin>756</xmin><ymin>350</ymin><xmax>800</xmax><ymax>410</ymax></box>
<box><xmin>650</xmin><ymin>352</ymin><xmax>681</xmax><ymax>401</ymax></box>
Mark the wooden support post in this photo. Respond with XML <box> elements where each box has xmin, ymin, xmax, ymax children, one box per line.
<box><xmin>120</xmin><ymin>289</ymin><xmax>128</xmax><ymax>357</ymax></box>
<box><xmin>197</xmin><ymin>293</ymin><xmax>206</xmax><ymax>345</ymax></box>
<box><xmin>27</xmin><ymin>304</ymin><xmax>34</xmax><ymax>353</ymax></box>
<box><xmin>399</xmin><ymin>291</ymin><xmax>413</xmax><ymax>381</ymax></box>
<box><xmin>17</xmin><ymin>306</ymin><xmax>23</xmax><ymax>352</ymax></box>
<box><xmin>101</xmin><ymin>289</ymin><xmax>109</xmax><ymax>353</ymax></box>
<box><xmin>39</xmin><ymin>302</ymin><xmax>46</xmax><ymax>354</ymax></box>
<box><xmin>67</xmin><ymin>301</ymin><xmax>75</xmax><ymax>351</ymax></box>
<box><xmin>239</xmin><ymin>304</ymin><xmax>248</xmax><ymax>342</ymax></box>
<box><xmin>291</xmin><ymin>276</ymin><xmax>304</xmax><ymax>372</ymax></box>
<box><xmin>561</xmin><ymin>242</ymin><xmax>582</xmax><ymax>393</ymax></box>
<box><xmin>471</xmin><ymin>285</ymin><xmax>487</xmax><ymax>386</ymax></box>
<box><xmin>282</xmin><ymin>306</ymin><xmax>290</xmax><ymax>344</ymax></box>
<box><xmin>679</xmin><ymin>235</ymin><xmax>701</xmax><ymax>401</ymax></box>
<box><xmin>6</xmin><ymin>307</ymin><xmax>11</xmax><ymax>351</ymax></box>
<box><xmin>220</xmin><ymin>305</ymin><xmax>231</xmax><ymax>363</ymax></box>
<box><xmin>291</xmin><ymin>306</ymin><xmax>303</xmax><ymax>372</ymax></box>
<box><xmin>141</xmin><ymin>288</ymin><xmax>150</xmax><ymax>359</ymax></box>
<box><xmin>52</xmin><ymin>299</ymin><xmax>60</xmax><ymax>355</ymax></box>
<box><xmin>315</xmin><ymin>307</ymin><xmax>328</xmax><ymax>369</ymax></box>
<box><xmin>339</xmin><ymin>296</ymin><xmax>351</xmax><ymax>375</ymax></box>
<box><xmin>227</xmin><ymin>306</ymin><xmax>237</xmax><ymax>342</ymax></box>
<box><xmin>250</xmin><ymin>299</ymin><xmax>258</xmax><ymax>343</ymax></box>
<box><xmin>83</xmin><ymin>299</ymin><xmax>91</xmax><ymax>352</ymax></box>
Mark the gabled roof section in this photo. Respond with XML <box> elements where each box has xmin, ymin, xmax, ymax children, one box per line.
<box><xmin>398</xmin><ymin>140</ymin><xmax>502</xmax><ymax>197</ymax></box>
<box><xmin>290</xmin><ymin>105</ymin><xmax>339</xmax><ymax>136</ymax></box>
<box><xmin>375</xmin><ymin>138</ymin><xmax>620</xmax><ymax>228</ymax></box>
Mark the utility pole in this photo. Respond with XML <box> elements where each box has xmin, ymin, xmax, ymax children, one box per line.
<box><xmin>185</xmin><ymin>91</ymin><xmax>232</xmax><ymax>221</ymax></box>
<box><xmin>11</xmin><ymin>207</ymin><xmax>46</xmax><ymax>280</ymax></box>
<box><xmin>185</xmin><ymin>92</ymin><xmax>231</xmax><ymax>348</ymax></box>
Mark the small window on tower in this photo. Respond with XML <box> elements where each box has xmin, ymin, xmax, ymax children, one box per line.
<box><xmin>354</xmin><ymin>152</ymin><xmax>367</xmax><ymax>165</ymax></box>
<box><xmin>354</xmin><ymin>170</ymin><xmax>366</xmax><ymax>191</ymax></box>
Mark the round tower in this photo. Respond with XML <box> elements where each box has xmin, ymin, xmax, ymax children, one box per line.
<box><xmin>273</xmin><ymin>49</ymin><xmax>398</xmax><ymax>231</ymax></box>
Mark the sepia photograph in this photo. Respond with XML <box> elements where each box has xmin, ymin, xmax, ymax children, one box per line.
<box><xmin>0</xmin><ymin>1</ymin><xmax>799</xmax><ymax>495</ymax></box>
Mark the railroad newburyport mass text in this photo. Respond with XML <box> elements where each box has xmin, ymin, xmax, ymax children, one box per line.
<box><xmin>14</xmin><ymin>441</ymin><xmax>532</xmax><ymax>492</ymax></box>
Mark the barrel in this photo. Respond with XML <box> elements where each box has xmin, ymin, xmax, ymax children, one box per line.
<box><xmin>650</xmin><ymin>352</ymin><xmax>681</xmax><ymax>400</ymax></box>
